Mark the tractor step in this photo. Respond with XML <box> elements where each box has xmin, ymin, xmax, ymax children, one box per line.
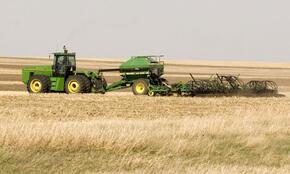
<box><xmin>50</xmin><ymin>77</ymin><xmax>65</xmax><ymax>92</ymax></box>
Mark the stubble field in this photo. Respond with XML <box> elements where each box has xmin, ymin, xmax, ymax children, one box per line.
<box><xmin>0</xmin><ymin>57</ymin><xmax>290</xmax><ymax>173</ymax></box>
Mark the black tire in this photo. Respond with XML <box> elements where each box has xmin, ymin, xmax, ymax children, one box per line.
<box><xmin>79</xmin><ymin>76</ymin><xmax>92</xmax><ymax>93</ymax></box>
<box><xmin>94</xmin><ymin>78</ymin><xmax>106</xmax><ymax>91</ymax></box>
<box><xmin>27</xmin><ymin>75</ymin><xmax>50</xmax><ymax>93</ymax></box>
<box><xmin>65</xmin><ymin>75</ymin><xmax>86</xmax><ymax>94</ymax></box>
<box><xmin>132</xmin><ymin>79</ymin><xmax>149</xmax><ymax>95</ymax></box>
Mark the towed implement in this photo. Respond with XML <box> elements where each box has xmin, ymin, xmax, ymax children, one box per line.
<box><xmin>22</xmin><ymin>47</ymin><xmax>278</xmax><ymax>96</ymax></box>
<box><xmin>168</xmin><ymin>74</ymin><xmax>278</xmax><ymax>97</ymax></box>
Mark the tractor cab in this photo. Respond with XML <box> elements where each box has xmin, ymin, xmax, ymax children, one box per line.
<box><xmin>52</xmin><ymin>46</ymin><xmax>76</xmax><ymax>77</ymax></box>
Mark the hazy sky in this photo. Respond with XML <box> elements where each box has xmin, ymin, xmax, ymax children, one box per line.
<box><xmin>0</xmin><ymin>0</ymin><xmax>290</xmax><ymax>61</ymax></box>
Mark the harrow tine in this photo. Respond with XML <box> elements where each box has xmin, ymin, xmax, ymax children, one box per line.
<box><xmin>189</xmin><ymin>73</ymin><xmax>197</xmax><ymax>83</ymax></box>
<box><xmin>181</xmin><ymin>74</ymin><xmax>278</xmax><ymax>96</ymax></box>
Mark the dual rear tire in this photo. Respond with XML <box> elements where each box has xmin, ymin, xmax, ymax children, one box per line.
<box><xmin>65</xmin><ymin>75</ymin><xmax>91</xmax><ymax>94</ymax></box>
<box><xmin>27</xmin><ymin>75</ymin><xmax>50</xmax><ymax>93</ymax></box>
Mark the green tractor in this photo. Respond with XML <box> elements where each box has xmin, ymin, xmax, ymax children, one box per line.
<box><xmin>22</xmin><ymin>46</ymin><xmax>166</xmax><ymax>95</ymax></box>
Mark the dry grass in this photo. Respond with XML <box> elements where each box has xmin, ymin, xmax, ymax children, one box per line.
<box><xmin>0</xmin><ymin>94</ymin><xmax>290</xmax><ymax>173</ymax></box>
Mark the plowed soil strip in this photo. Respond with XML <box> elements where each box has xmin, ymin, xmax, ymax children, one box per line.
<box><xmin>0</xmin><ymin>84</ymin><xmax>25</xmax><ymax>91</ymax></box>
<box><xmin>0</xmin><ymin>74</ymin><xmax>21</xmax><ymax>81</ymax></box>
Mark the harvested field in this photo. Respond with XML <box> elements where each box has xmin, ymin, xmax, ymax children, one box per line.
<box><xmin>0</xmin><ymin>57</ymin><xmax>290</xmax><ymax>173</ymax></box>
<box><xmin>0</xmin><ymin>93</ymin><xmax>290</xmax><ymax>173</ymax></box>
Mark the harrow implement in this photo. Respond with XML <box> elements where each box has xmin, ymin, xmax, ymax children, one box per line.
<box><xmin>149</xmin><ymin>74</ymin><xmax>278</xmax><ymax>97</ymax></box>
<box><xmin>244</xmin><ymin>80</ymin><xmax>278</xmax><ymax>94</ymax></box>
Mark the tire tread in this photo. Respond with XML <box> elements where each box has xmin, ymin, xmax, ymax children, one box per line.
<box><xmin>27</xmin><ymin>75</ymin><xmax>50</xmax><ymax>93</ymax></box>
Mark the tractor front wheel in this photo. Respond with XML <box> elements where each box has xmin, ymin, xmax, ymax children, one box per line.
<box><xmin>132</xmin><ymin>79</ymin><xmax>149</xmax><ymax>95</ymax></box>
<box><xmin>65</xmin><ymin>75</ymin><xmax>86</xmax><ymax>94</ymax></box>
<box><xmin>27</xmin><ymin>75</ymin><xmax>50</xmax><ymax>93</ymax></box>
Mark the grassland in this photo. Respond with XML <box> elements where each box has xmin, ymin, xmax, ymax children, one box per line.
<box><xmin>0</xmin><ymin>57</ymin><xmax>290</xmax><ymax>173</ymax></box>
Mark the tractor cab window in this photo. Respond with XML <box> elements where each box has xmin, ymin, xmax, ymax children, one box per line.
<box><xmin>56</xmin><ymin>56</ymin><xmax>65</xmax><ymax>65</ymax></box>
<box><xmin>53</xmin><ymin>55</ymin><xmax>76</xmax><ymax>76</ymax></box>
<box><xmin>68</xmin><ymin>56</ymin><xmax>76</xmax><ymax>66</ymax></box>
<box><xmin>54</xmin><ymin>55</ymin><xmax>75</xmax><ymax>66</ymax></box>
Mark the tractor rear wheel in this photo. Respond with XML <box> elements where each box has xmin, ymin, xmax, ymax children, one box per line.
<box><xmin>65</xmin><ymin>75</ymin><xmax>86</xmax><ymax>94</ymax></box>
<box><xmin>27</xmin><ymin>75</ymin><xmax>50</xmax><ymax>93</ymax></box>
<box><xmin>132</xmin><ymin>79</ymin><xmax>149</xmax><ymax>95</ymax></box>
<box><xmin>79</xmin><ymin>76</ymin><xmax>92</xmax><ymax>93</ymax></box>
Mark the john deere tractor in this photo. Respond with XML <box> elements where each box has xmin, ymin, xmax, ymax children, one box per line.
<box><xmin>22</xmin><ymin>47</ymin><xmax>166</xmax><ymax>95</ymax></box>
<box><xmin>22</xmin><ymin>46</ymin><xmax>106</xmax><ymax>94</ymax></box>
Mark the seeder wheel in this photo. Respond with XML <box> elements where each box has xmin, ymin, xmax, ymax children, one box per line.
<box><xmin>132</xmin><ymin>79</ymin><xmax>149</xmax><ymax>95</ymax></box>
<box><xmin>148</xmin><ymin>91</ymin><xmax>155</xmax><ymax>97</ymax></box>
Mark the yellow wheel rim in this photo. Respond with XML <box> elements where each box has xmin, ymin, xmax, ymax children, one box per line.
<box><xmin>135</xmin><ymin>82</ymin><xmax>145</xmax><ymax>94</ymax></box>
<box><xmin>30</xmin><ymin>79</ymin><xmax>42</xmax><ymax>93</ymax></box>
<box><xmin>148</xmin><ymin>91</ymin><xmax>155</xmax><ymax>96</ymax></box>
<box><xmin>68</xmin><ymin>80</ymin><xmax>80</xmax><ymax>93</ymax></box>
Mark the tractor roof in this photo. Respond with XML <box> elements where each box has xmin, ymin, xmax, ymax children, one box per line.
<box><xmin>54</xmin><ymin>52</ymin><xmax>76</xmax><ymax>56</ymax></box>
<box><xmin>131</xmin><ymin>55</ymin><xmax>164</xmax><ymax>58</ymax></box>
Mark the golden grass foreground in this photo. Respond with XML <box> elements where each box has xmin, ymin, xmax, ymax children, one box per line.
<box><xmin>0</xmin><ymin>93</ymin><xmax>289</xmax><ymax>173</ymax></box>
